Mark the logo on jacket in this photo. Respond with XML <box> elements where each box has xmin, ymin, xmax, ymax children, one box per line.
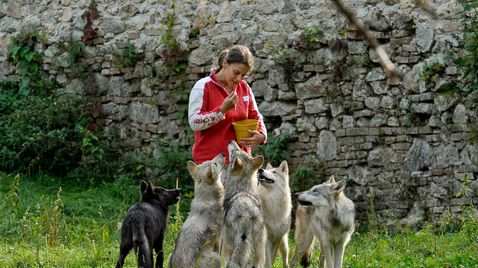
<box><xmin>242</xmin><ymin>96</ymin><xmax>249</xmax><ymax>102</ymax></box>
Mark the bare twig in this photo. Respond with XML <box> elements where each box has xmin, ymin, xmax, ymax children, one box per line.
<box><xmin>330</xmin><ymin>0</ymin><xmax>403</xmax><ymax>82</ymax></box>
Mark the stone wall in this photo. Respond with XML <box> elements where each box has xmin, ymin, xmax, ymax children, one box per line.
<box><xmin>1</xmin><ymin>0</ymin><xmax>477</xmax><ymax>224</ymax></box>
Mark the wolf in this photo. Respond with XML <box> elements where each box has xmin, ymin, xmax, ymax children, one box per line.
<box><xmin>294</xmin><ymin>175</ymin><xmax>355</xmax><ymax>268</ymax></box>
<box><xmin>221</xmin><ymin>140</ymin><xmax>266</xmax><ymax>268</ymax></box>
<box><xmin>115</xmin><ymin>180</ymin><xmax>181</xmax><ymax>268</ymax></box>
<box><xmin>223</xmin><ymin>140</ymin><xmax>259</xmax><ymax>201</ymax></box>
<box><xmin>257</xmin><ymin>161</ymin><xmax>292</xmax><ymax>268</ymax></box>
<box><xmin>169</xmin><ymin>153</ymin><xmax>226</xmax><ymax>268</ymax></box>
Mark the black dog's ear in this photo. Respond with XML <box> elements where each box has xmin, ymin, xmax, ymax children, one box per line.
<box><xmin>147</xmin><ymin>180</ymin><xmax>157</xmax><ymax>195</ymax></box>
<box><xmin>140</xmin><ymin>180</ymin><xmax>149</xmax><ymax>193</ymax></box>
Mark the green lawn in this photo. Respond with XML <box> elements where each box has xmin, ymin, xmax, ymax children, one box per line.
<box><xmin>0</xmin><ymin>172</ymin><xmax>477</xmax><ymax>267</ymax></box>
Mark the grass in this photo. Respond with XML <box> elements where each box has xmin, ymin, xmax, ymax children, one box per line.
<box><xmin>0</xmin><ymin>172</ymin><xmax>477</xmax><ymax>267</ymax></box>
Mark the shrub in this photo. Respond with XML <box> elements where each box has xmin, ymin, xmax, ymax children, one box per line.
<box><xmin>290</xmin><ymin>156</ymin><xmax>326</xmax><ymax>194</ymax></box>
<box><xmin>0</xmin><ymin>81</ymin><xmax>90</xmax><ymax>175</ymax></box>
<box><xmin>253</xmin><ymin>133</ymin><xmax>296</xmax><ymax>167</ymax></box>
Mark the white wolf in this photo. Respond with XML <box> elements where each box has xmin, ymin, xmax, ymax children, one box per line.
<box><xmin>257</xmin><ymin>161</ymin><xmax>292</xmax><ymax>268</ymax></box>
<box><xmin>294</xmin><ymin>176</ymin><xmax>355</xmax><ymax>268</ymax></box>
<box><xmin>169</xmin><ymin>153</ymin><xmax>226</xmax><ymax>268</ymax></box>
<box><xmin>222</xmin><ymin>140</ymin><xmax>266</xmax><ymax>268</ymax></box>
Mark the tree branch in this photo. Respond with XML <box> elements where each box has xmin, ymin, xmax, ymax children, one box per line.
<box><xmin>330</xmin><ymin>0</ymin><xmax>403</xmax><ymax>82</ymax></box>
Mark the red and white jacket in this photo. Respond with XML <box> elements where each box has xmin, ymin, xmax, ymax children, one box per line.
<box><xmin>188</xmin><ymin>70</ymin><xmax>267</xmax><ymax>164</ymax></box>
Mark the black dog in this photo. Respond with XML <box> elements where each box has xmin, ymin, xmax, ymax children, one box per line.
<box><xmin>115</xmin><ymin>180</ymin><xmax>181</xmax><ymax>268</ymax></box>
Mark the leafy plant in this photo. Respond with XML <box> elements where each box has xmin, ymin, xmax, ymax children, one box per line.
<box><xmin>45</xmin><ymin>187</ymin><xmax>65</xmax><ymax>247</ymax></box>
<box><xmin>293</xmin><ymin>24</ymin><xmax>323</xmax><ymax>50</ymax></box>
<box><xmin>253</xmin><ymin>133</ymin><xmax>296</xmax><ymax>166</ymax></box>
<box><xmin>436</xmin><ymin>81</ymin><xmax>460</xmax><ymax>97</ymax></box>
<box><xmin>419</xmin><ymin>61</ymin><xmax>445</xmax><ymax>88</ymax></box>
<box><xmin>118</xmin><ymin>43</ymin><xmax>142</xmax><ymax>68</ymax></box>
<box><xmin>456</xmin><ymin>173</ymin><xmax>474</xmax><ymax>207</ymax></box>
<box><xmin>404</xmin><ymin>111</ymin><xmax>428</xmax><ymax>127</ymax></box>
<box><xmin>156</xmin><ymin>139</ymin><xmax>192</xmax><ymax>186</ymax></box>
<box><xmin>276</xmin><ymin>47</ymin><xmax>301</xmax><ymax>65</ymax></box>
<box><xmin>0</xmin><ymin>81</ymin><xmax>90</xmax><ymax>175</ymax></box>
<box><xmin>155</xmin><ymin>138</ymin><xmax>193</xmax><ymax>214</ymax></box>
<box><xmin>352</xmin><ymin>54</ymin><xmax>374</xmax><ymax>69</ymax></box>
<box><xmin>8</xmin><ymin>31</ymin><xmax>46</xmax><ymax>92</ymax></box>
<box><xmin>61</xmin><ymin>40</ymin><xmax>88</xmax><ymax>77</ymax></box>
<box><xmin>470</xmin><ymin>125</ymin><xmax>478</xmax><ymax>144</ymax></box>
<box><xmin>274</xmin><ymin>47</ymin><xmax>301</xmax><ymax>90</ymax></box>
<box><xmin>81</xmin><ymin>0</ymin><xmax>100</xmax><ymax>45</ymax></box>
<box><xmin>365</xmin><ymin>187</ymin><xmax>386</xmax><ymax>232</ymax></box>
<box><xmin>3</xmin><ymin>174</ymin><xmax>21</xmax><ymax>212</ymax></box>
<box><xmin>158</xmin><ymin>11</ymin><xmax>189</xmax><ymax>76</ymax></box>
<box><xmin>290</xmin><ymin>156</ymin><xmax>326</xmax><ymax>194</ymax></box>
<box><xmin>456</xmin><ymin>0</ymin><xmax>478</xmax><ymax>92</ymax></box>
<box><xmin>66</xmin><ymin>41</ymin><xmax>86</xmax><ymax>66</ymax></box>
<box><xmin>161</xmin><ymin>12</ymin><xmax>178</xmax><ymax>52</ymax></box>
<box><xmin>171</xmin><ymin>84</ymin><xmax>190</xmax><ymax>102</ymax></box>
<box><xmin>188</xmin><ymin>27</ymin><xmax>200</xmax><ymax>39</ymax></box>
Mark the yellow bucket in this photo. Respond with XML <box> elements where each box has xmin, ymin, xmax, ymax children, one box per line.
<box><xmin>232</xmin><ymin>119</ymin><xmax>259</xmax><ymax>142</ymax></box>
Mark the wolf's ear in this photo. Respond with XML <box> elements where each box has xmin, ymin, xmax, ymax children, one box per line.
<box><xmin>279</xmin><ymin>160</ymin><xmax>289</xmax><ymax>174</ymax></box>
<box><xmin>231</xmin><ymin>156</ymin><xmax>243</xmax><ymax>174</ymax></box>
<box><xmin>252</xmin><ymin>155</ymin><xmax>264</xmax><ymax>170</ymax></box>
<box><xmin>327</xmin><ymin>175</ymin><xmax>336</xmax><ymax>183</ymax></box>
<box><xmin>332</xmin><ymin>180</ymin><xmax>346</xmax><ymax>195</ymax></box>
<box><xmin>266</xmin><ymin>163</ymin><xmax>273</xmax><ymax>170</ymax></box>
<box><xmin>187</xmin><ymin>160</ymin><xmax>197</xmax><ymax>175</ymax></box>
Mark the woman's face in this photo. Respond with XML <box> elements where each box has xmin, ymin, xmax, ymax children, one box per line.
<box><xmin>222</xmin><ymin>62</ymin><xmax>250</xmax><ymax>89</ymax></box>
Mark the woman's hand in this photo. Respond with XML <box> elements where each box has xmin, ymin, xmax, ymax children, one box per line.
<box><xmin>221</xmin><ymin>91</ymin><xmax>238</xmax><ymax>113</ymax></box>
<box><xmin>239</xmin><ymin>130</ymin><xmax>265</xmax><ymax>148</ymax></box>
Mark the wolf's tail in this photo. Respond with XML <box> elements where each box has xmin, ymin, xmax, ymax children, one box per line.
<box><xmin>227</xmin><ymin>231</ymin><xmax>252</xmax><ymax>268</ymax></box>
<box><xmin>300</xmin><ymin>249</ymin><xmax>312</xmax><ymax>268</ymax></box>
<box><xmin>133</xmin><ymin>226</ymin><xmax>153</xmax><ymax>268</ymax></box>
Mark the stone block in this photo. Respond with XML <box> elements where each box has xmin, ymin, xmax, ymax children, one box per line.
<box><xmin>391</xmin><ymin>142</ymin><xmax>410</xmax><ymax>150</ymax></box>
<box><xmin>345</xmin><ymin>128</ymin><xmax>368</xmax><ymax>136</ymax></box>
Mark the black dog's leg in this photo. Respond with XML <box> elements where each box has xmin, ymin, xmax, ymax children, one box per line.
<box><xmin>153</xmin><ymin>233</ymin><xmax>165</xmax><ymax>268</ymax></box>
<box><xmin>137</xmin><ymin>241</ymin><xmax>154</xmax><ymax>268</ymax></box>
<box><xmin>116</xmin><ymin>240</ymin><xmax>132</xmax><ymax>268</ymax></box>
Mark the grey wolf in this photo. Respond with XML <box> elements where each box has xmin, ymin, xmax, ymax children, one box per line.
<box><xmin>294</xmin><ymin>176</ymin><xmax>355</xmax><ymax>268</ymax></box>
<box><xmin>115</xmin><ymin>180</ymin><xmax>181</xmax><ymax>268</ymax></box>
<box><xmin>169</xmin><ymin>153</ymin><xmax>226</xmax><ymax>268</ymax></box>
<box><xmin>257</xmin><ymin>161</ymin><xmax>292</xmax><ymax>268</ymax></box>
<box><xmin>223</xmin><ymin>140</ymin><xmax>259</xmax><ymax>201</ymax></box>
<box><xmin>222</xmin><ymin>140</ymin><xmax>266</xmax><ymax>268</ymax></box>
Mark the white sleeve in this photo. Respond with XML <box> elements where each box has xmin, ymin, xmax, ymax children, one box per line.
<box><xmin>188</xmin><ymin>80</ymin><xmax>225</xmax><ymax>131</ymax></box>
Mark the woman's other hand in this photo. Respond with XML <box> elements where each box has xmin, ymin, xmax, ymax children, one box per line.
<box><xmin>239</xmin><ymin>130</ymin><xmax>265</xmax><ymax>148</ymax></box>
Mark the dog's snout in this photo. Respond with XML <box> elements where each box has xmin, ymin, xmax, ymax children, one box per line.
<box><xmin>258</xmin><ymin>168</ymin><xmax>264</xmax><ymax>174</ymax></box>
<box><xmin>294</xmin><ymin>192</ymin><xmax>300</xmax><ymax>198</ymax></box>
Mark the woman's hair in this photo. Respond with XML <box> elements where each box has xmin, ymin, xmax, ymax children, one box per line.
<box><xmin>217</xmin><ymin>45</ymin><xmax>254</xmax><ymax>71</ymax></box>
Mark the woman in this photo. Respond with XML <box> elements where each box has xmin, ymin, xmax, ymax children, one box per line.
<box><xmin>188</xmin><ymin>45</ymin><xmax>267</xmax><ymax>164</ymax></box>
